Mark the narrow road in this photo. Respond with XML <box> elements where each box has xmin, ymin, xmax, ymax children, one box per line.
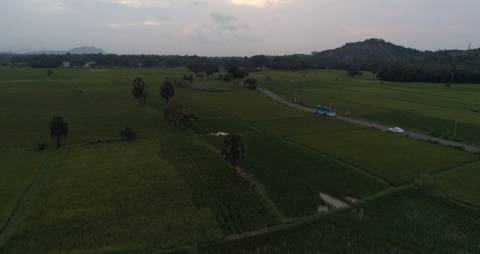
<box><xmin>258</xmin><ymin>88</ymin><xmax>480</xmax><ymax>153</ymax></box>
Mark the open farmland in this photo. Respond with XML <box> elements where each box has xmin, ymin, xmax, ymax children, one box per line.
<box><xmin>291</xmin><ymin>129</ymin><xmax>478</xmax><ymax>185</ymax></box>
<box><xmin>437</xmin><ymin>161</ymin><xmax>480</xmax><ymax>207</ymax></box>
<box><xmin>1</xmin><ymin>67</ymin><xmax>480</xmax><ymax>253</ymax></box>
<box><xmin>255</xmin><ymin>69</ymin><xmax>480</xmax><ymax>146</ymax></box>
<box><xmin>200</xmin><ymin>190</ymin><xmax>480</xmax><ymax>254</ymax></box>
<box><xmin>1</xmin><ymin>141</ymin><xmax>222</xmax><ymax>253</ymax></box>
<box><xmin>241</xmin><ymin>133</ymin><xmax>387</xmax><ymax>217</ymax></box>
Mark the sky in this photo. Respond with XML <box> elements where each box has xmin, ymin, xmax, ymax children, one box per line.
<box><xmin>0</xmin><ymin>0</ymin><xmax>479</xmax><ymax>56</ymax></box>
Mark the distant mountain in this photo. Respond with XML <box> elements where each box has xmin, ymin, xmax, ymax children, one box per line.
<box><xmin>316</xmin><ymin>38</ymin><xmax>421</xmax><ymax>60</ymax></box>
<box><xmin>28</xmin><ymin>47</ymin><xmax>105</xmax><ymax>55</ymax></box>
<box><xmin>311</xmin><ymin>39</ymin><xmax>424</xmax><ymax>69</ymax></box>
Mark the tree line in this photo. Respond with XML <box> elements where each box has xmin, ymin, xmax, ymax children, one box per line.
<box><xmin>3</xmin><ymin>38</ymin><xmax>480</xmax><ymax>83</ymax></box>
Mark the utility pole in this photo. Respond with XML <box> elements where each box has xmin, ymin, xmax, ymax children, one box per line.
<box><xmin>294</xmin><ymin>88</ymin><xmax>297</xmax><ymax>103</ymax></box>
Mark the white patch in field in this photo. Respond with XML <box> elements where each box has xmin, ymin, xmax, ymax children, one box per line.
<box><xmin>319</xmin><ymin>193</ymin><xmax>349</xmax><ymax>209</ymax></box>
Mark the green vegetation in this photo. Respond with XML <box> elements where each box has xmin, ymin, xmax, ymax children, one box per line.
<box><xmin>158</xmin><ymin>136</ymin><xmax>278</xmax><ymax>235</ymax></box>
<box><xmin>1</xmin><ymin>67</ymin><xmax>479</xmax><ymax>253</ymax></box>
<box><xmin>180</xmin><ymin>88</ymin><xmax>309</xmax><ymax>121</ymax></box>
<box><xmin>292</xmin><ymin>129</ymin><xmax>477</xmax><ymax>185</ymax></box>
<box><xmin>438</xmin><ymin>161</ymin><xmax>480</xmax><ymax>207</ymax></box>
<box><xmin>0</xmin><ymin>151</ymin><xmax>47</xmax><ymax>231</ymax></box>
<box><xmin>201</xmin><ymin>190</ymin><xmax>480</xmax><ymax>253</ymax></box>
<box><xmin>253</xmin><ymin>116</ymin><xmax>362</xmax><ymax>137</ymax></box>
<box><xmin>0</xmin><ymin>141</ymin><xmax>222</xmax><ymax>253</ymax></box>
<box><xmin>188</xmin><ymin>118</ymin><xmax>253</xmax><ymax>136</ymax></box>
<box><xmin>242</xmin><ymin>133</ymin><xmax>387</xmax><ymax>217</ymax></box>
<box><xmin>255</xmin><ymin>69</ymin><xmax>480</xmax><ymax>145</ymax></box>
<box><xmin>221</xmin><ymin>134</ymin><xmax>246</xmax><ymax>169</ymax></box>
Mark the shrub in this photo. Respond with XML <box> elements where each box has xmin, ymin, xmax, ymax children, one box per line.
<box><xmin>164</xmin><ymin>103</ymin><xmax>197</xmax><ymax>127</ymax></box>
<box><xmin>35</xmin><ymin>143</ymin><xmax>47</xmax><ymax>151</ymax></box>
<box><xmin>244</xmin><ymin>78</ymin><xmax>258</xmax><ymax>90</ymax></box>
<box><xmin>120</xmin><ymin>127</ymin><xmax>137</xmax><ymax>142</ymax></box>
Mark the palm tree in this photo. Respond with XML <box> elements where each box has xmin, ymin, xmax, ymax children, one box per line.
<box><xmin>221</xmin><ymin>134</ymin><xmax>246</xmax><ymax>169</ymax></box>
<box><xmin>50</xmin><ymin>116</ymin><xmax>69</xmax><ymax>148</ymax></box>
<box><xmin>160</xmin><ymin>79</ymin><xmax>175</xmax><ymax>104</ymax></box>
<box><xmin>132</xmin><ymin>77</ymin><xmax>147</xmax><ymax>106</ymax></box>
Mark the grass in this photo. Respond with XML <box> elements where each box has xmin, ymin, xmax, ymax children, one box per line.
<box><xmin>369</xmin><ymin>111</ymin><xmax>480</xmax><ymax>144</ymax></box>
<box><xmin>252</xmin><ymin>116</ymin><xmax>363</xmax><ymax>137</ymax></box>
<box><xmin>291</xmin><ymin>129</ymin><xmax>478</xmax><ymax>185</ymax></box>
<box><xmin>179</xmin><ymin>88</ymin><xmax>309</xmax><ymax>121</ymax></box>
<box><xmin>188</xmin><ymin>118</ymin><xmax>254</xmax><ymax>136</ymax></box>
<box><xmin>158</xmin><ymin>135</ymin><xmax>280</xmax><ymax>235</ymax></box>
<box><xmin>1</xmin><ymin>140</ymin><xmax>223</xmax><ymax>253</ymax></box>
<box><xmin>0</xmin><ymin>150</ymin><xmax>48</xmax><ymax>230</ymax></box>
<box><xmin>200</xmin><ymin>190</ymin><xmax>480</xmax><ymax>253</ymax></box>
<box><xmin>2</xmin><ymin>67</ymin><xmax>480</xmax><ymax>253</ymax></box>
<box><xmin>254</xmin><ymin>69</ymin><xmax>480</xmax><ymax>145</ymax></box>
<box><xmin>0</xmin><ymin>68</ymin><xmax>278</xmax><ymax>252</ymax></box>
<box><xmin>241</xmin><ymin>133</ymin><xmax>387</xmax><ymax>217</ymax></box>
<box><xmin>437</xmin><ymin>161</ymin><xmax>480</xmax><ymax>207</ymax></box>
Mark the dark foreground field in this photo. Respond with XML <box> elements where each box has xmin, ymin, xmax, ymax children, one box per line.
<box><xmin>1</xmin><ymin>67</ymin><xmax>479</xmax><ymax>253</ymax></box>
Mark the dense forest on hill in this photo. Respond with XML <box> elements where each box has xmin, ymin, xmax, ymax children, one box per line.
<box><xmin>2</xmin><ymin>39</ymin><xmax>480</xmax><ymax>83</ymax></box>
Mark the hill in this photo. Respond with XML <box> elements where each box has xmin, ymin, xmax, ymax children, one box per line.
<box><xmin>312</xmin><ymin>38</ymin><xmax>423</xmax><ymax>67</ymax></box>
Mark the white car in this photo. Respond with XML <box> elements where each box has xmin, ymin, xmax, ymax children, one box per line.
<box><xmin>388</xmin><ymin>127</ymin><xmax>405</xmax><ymax>134</ymax></box>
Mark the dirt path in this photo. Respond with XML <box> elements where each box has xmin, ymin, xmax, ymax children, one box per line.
<box><xmin>190</xmin><ymin>131</ymin><xmax>288</xmax><ymax>223</ymax></box>
<box><xmin>258</xmin><ymin>88</ymin><xmax>480</xmax><ymax>153</ymax></box>
<box><xmin>234</xmin><ymin>167</ymin><xmax>289</xmax><ymax>223</ymax></box>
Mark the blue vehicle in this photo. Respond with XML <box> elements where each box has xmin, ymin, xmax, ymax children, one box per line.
<box><xmin>314</xmin><ymin>105</ymin><xmax>336</xmax><ymax>117</ymax></box>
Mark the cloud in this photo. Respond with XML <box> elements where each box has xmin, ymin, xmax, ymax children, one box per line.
<box><xmin>231</xmin><ymin>0</ymin><xmax>279</xmax><ymax>8</ymax></box>
<box><xmin>111</xmin><ymin>0</ymin><xmax>201</xmax><ymax>8</ymax></box>
<box><xmin>211</xmin><ymin>13</ymin><xmax>236</xmax><ymax>23</ymax></box>
<box><xmin>104</xmin><ymin>17</ymin><xmax>168</xmax><ymax>28</ymax></box>
<box><xmin>210</xmin><ymin>12</ymin><xmax>250</xmax><ymax>32</ymax></box>
<box><xmin>31</xmin><ymin>0</ymin><xmax>68</xmax><ymax>12</ymax></box>
<box><xmin>142</xmin><ymin>19</ymin><xmax>163</xmax><ymax>26</ymax></box>
<box><xmin>105</xmin><ymin>23</ymin><xmax>123</xmax><ymax>28</ymax></box>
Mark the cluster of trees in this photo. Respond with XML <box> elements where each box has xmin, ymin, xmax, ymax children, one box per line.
<box><xmin>44</xmin><ymin>74</ymin><xmax>247</xmax><ymax>177</ymax></box>
<box><xmin>130</xmin><ymin>75</ymin><xmax>247</xmax><ymax>170</ymax></box>
<box><xmin>376</xmin><ymin>62</ymin><xmax>480</xmax><ymax>83</ymax></box>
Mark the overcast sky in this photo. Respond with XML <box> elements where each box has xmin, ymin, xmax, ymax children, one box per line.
<box><xmin>1</xmin><ymin>0</ymin><xmax>479</xmax><ymax>56</ymax></box>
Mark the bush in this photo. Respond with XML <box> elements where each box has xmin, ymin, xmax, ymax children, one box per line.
<box><xmin>35</xmin><ymin>143</ymin><xmax>47</xmax><ymax>151</ymax></box>
<box><xmin>164</xmin><ymin>103</ymin><xmax>197</xmax><ymax>127</ymax></box>
<box><xmin>223</xmin><ymin>74</ymin><xmax>233</xmax><ymax>82</ymax></box>
<box><xmin>244</xmin><ymin>78</ymin><xmax>258</xmax><ymax>90</ymax></box>
<box><xmin>120</xmin><ymin>127</ymin><xmax>137</xmax><ymax>142</ymax></box>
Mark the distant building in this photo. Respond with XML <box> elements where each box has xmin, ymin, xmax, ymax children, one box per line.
<box><xmin>62</xmin><ymin>62</ymin><xmax>71</xmax><ymax>68</ymax></box>
<box><xmin>84</xmin><ymin>62</ymin><xmax>96</xmax><ymax>68</ymax></box>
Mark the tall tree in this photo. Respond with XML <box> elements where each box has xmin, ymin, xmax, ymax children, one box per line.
<box><xmin>346</xmin><ymin>65</ymin><xmax>362</xmax><ymax>77</ymax></box>
<box><xmin>46</xmin><ymin>69</ymin><xmax>54</xmax><ymax>77</ymax></box>
<box><xmin>225</xmin><ymin>60</ymin><xmax>249</xmax><ymax>79</ymax></box>
<box><xmin>161</xmin><ymin>79</ymin><xmax>175</xmax><ymax>104</ymax></box>
<box><xmin>244</xmin><ymin>78</ymin><xmax>258</xmax><ymax>90</ymax></box>
<box><xmin>49</xmin><ymin>116</ymin><xmax>69</xmax><ymax>148</ymax></box>
<box><xmin>221</xmin><ymin>134</ymin><xmax>246</xmax><ymax>169</ymax></box>
<box><xmin>132</xmin><ymin>77</ymin><xmax>147</xmax><ymax>106</ymax></box>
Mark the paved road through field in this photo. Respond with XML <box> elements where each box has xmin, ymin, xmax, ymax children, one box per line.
<box><xmin>258</xmin><ymin>88</ymin><xmax>480</xmax><ymax>153</ymax></box>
